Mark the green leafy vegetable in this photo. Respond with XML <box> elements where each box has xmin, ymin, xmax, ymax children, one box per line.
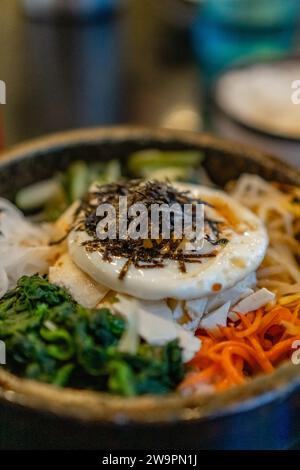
<box><xmin>0</xmin><ymin>275</ymin><xmax>184</xmax><ymax>395</ymax></box>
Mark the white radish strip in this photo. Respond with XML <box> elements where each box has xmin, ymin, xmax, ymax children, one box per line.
<box><xmin>200</xmin><ymin>301</ymin><xmax>231</xmax><ymax>331</ymax></box>
<box><xmin>185</xmin><ymin>298</ymin><xmax>208</xmax><ymax>320</ymax></box>
<box><xmin>0</xmin><ymin>198</ymin><xmax>60</xmax><ymax>298</ymax></box>
<box><xmin>114</xmin><ymin>295</ymin><xmax>201</xmax><ymax>362</ymax></box>
<box><xmin>0</xmin><ymin>268</ymin><xmax>8</xmax><ymax>299</ymax></box>
<box><xmin>231</xmin><ymin>288</ymin><xmax>276</xmax><ymax>316</ymax></box>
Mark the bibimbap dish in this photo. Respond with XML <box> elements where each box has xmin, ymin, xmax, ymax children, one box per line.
<box><xmin>1</xmin><ymin>129</ymin><xmax>300</xmax><ymax>406</ymax></box>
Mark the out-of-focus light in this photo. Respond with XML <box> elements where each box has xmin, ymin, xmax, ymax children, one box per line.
<box><xmin>160</xmin><ymin>106</ymin><xmax>202</xmax><ymax>131</ymax></box>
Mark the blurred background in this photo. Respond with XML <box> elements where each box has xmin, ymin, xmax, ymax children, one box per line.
<box><xmin>1</xmin><ymin>0</ymin><xmax>300</xmax><ymax>166</ymax></box>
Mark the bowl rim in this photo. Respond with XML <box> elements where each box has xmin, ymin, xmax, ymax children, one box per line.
<box><xmin>1</xmin><ymin>125</ymin><xmax>300</xmax><ymax>425</ymax></box>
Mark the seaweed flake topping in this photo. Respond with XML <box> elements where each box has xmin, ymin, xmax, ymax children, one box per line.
<box><xmin>73</xmin><ymin>180</ymin><xmax>229</xmax><ymax>279</ymax></box>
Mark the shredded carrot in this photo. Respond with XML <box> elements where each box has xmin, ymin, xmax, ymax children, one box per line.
<box><xmin>235</xmin><ymin>308</ymin><xmax>263</xmax><ymax>338</ymax></box>
<box><xmin>178</xmin><ymin>364</ymin><xmax>219</xmax><ymax>390</ymax></box>
<box><xmin>215</xmin><ymin>377</ymin><xmax>232</xmax><ymax>391</ymax></box>
<box><xmin>221</xmin><ymin>347</ymin><xmax>245</xmax><ymax>385</ymax></box>
<box><xmin>179</xmin><ymin>300</ymin><xmax>300</xmax><ymax>393</ymax></box>
<box><xmin>266</xmin><ymin>336</ymin><xmax>300</xmax><ymax>362</ymax></box>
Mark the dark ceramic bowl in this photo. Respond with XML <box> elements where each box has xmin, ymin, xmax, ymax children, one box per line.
<box><xmin>0</xmin><ymin>127</ymin><xmax>300</xmax><ymax>450</ymax></box>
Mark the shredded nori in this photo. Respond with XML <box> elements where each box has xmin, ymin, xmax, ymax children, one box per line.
<box><xmin>73</xmin><ymin>180</ymin><xmax>229</xmax><ymax>279</ymax></box>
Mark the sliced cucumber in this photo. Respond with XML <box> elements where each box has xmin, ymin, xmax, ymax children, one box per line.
<box><xmin>128</xmin><ymin>149</ymin><xmax>203</xmax><ymax>176</ymax></box>
<box><xmin>67</xmin><ymin>161</ymin><xmax>90</xmax><ymax>202</ymax></box>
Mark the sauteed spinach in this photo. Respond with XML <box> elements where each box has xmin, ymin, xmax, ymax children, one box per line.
<box><xmin>0</xmin><ymin>275</ymin><xmax>184</xmax><ymax>396</ymax></box>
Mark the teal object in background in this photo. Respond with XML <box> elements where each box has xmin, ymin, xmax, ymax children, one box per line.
<box><xmin>191</xmin><ymin>0</ymin><xmax>300</xmax><ymax>79</ymax></box>
<box><xmin>203</xmin><ymin>0</ymin><xmax>300</xmax><ymax>27</ymax></box>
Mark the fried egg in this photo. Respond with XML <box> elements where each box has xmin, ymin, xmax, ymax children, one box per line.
<box><xmin>68</xmin><ymin>182</ymin><xmax>268</xmax><ymax>301</ymax></box>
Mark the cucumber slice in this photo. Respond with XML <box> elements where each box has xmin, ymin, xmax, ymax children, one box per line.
<box><xmin>128</xmin><ymin>150</ymin><xmax>203</xmax><ymax>176</ymax></box>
